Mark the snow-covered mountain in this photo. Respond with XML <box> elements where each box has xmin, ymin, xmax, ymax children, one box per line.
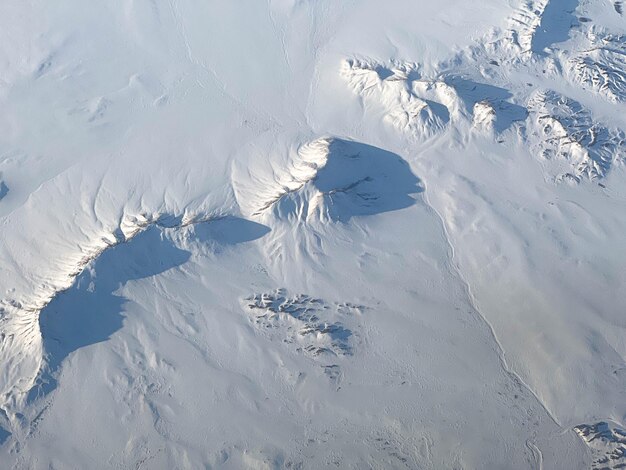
<box><xmin>0</xmin><ymin>1</ymin><xmax>624</xmax><ymax>468</ymax></box>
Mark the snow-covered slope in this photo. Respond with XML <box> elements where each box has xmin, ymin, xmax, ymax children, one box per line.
<box><xmin>0</xmin><ymin>0</ymin><xmax>625</xmax><ymax>468</ymax></box>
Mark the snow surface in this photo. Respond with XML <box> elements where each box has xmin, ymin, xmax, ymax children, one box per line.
<box><xmin>0</xmin><ymin>0</ymin><xmax>625</xmax><ymax>468</ymax></box>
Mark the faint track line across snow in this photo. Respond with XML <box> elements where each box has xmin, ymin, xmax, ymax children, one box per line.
<box><xmin>419</xmin><ymin>181</ymin><xmax>563</xmax><ymax>443</ymax></box>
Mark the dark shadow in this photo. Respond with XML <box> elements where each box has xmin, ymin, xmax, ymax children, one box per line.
<box><xmin>192</xmin><ymin>217</ymin><xmax>270</xmax><ymax>245</ymax></box>
<box><xmin>29</xmin><ymin>217</ymin><xmax>269</xmax><ymax>402</ymax></box>
<box><xmin>0</xmin><ymin>181</ymin><xmax>8</xmax><ymax>201</ymax></box>
<box><xmin>424</xmin><ymin>99</ymin><xmax>451</xmax><ymax>126</ymax></box>
<box><xmin>531</xmin><ymin>0</ymin><xmax>580</xmax><ymax>53</ymax></box>
<box><xmin>319</xmin><ymin>324</ymin><xmax>352</xmax><ymax>343</ymax></box>
<box><xmin>375</xmin><ymin>65</ymin><xmax>394</xmax><ymax>80</ymax></box>
<box><xmin>492</xmin><ymin>101</ymin><xmax>529</xmax><ymax>134</ymax></box>
<box><xmin>311</xmin><ymin>139</ymin><xmax>423</xmax><ymax>222</ymax></box>
<box><xmin>370</xmin><ymin>64</ymin><xmax>420</xmax><ymax>83</ymax></box>
<box><xmin>447</xmin><ymin>77</ymin><xmax>528</xmax><ymax>133</ymax></box>
<box><xmin>30</xmin><ymin>226</ymin><xmax>191</xmax><ymax>402</ymax></box>
<box><xmin>0</xmin><ymin>426</ymin><xmax>10</xmax><ymax>446</ymax></box>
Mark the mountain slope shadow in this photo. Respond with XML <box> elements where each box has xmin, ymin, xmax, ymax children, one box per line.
<box><xmin>0</xmin><ymin>181</ymin><xmax>8</xmax><ymax>201</ymax></box>
<box><xmin>0</xmin><ymin>426</ymin><xmax>9</xmax><ymax>446</ymax></box>
<box><xmin>447</xmin><ymin>77</ymin><xmax>528</xmax><ymax>133</ymax></box>
<box><xmin>30</xmin><ymin>226</ymin><xmax>190</xmax><ymax>402</ymax></box>
<box><xmin>273</xmin><ymin>139</ymin><xmax>424</xmax><ymax>223</ymax></box>
<box><xmin>192</xmin><ymin>217</ymin><xmax>270</xmax><ymax>245</ymax></box>
<box><xmin>313</xmin><ymin>139</ymin><xmax>424</xmax><ymax>221</ymax></box>
<box><xmin>532</xmin><ymin>0</ymin><xmax>579</xmax><ymax>53</ymax></box>
<box><xmin>30</xmin><ymin>217</ymin><xmax>269</xmax><ymax>402</ymax></box>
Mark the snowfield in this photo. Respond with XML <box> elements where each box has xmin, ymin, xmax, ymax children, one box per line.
<box><xmin>0</xmin><ymin>0</ymin><xmax>625</xmax><ymax>468</ymax></box>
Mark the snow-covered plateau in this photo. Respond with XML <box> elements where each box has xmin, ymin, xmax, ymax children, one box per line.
<box><xmin>0</xmin><ymin>1</ymin><xmax>625</xmax><ymax>468</ymax></box>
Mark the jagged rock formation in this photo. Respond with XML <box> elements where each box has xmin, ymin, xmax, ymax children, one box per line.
<box><xmin>244</xmin><ymin>290</ymin><xmax>362</xmax><ymax>365</ymax></box>
<box><xmin>575</xmin><ymin>422</ymin><xmax>626</xmax><ymax>470</ymax></box>
<box><xmin>567</xmin><ymin>32</ymin><xmax>626</xmax><ymax>103</ymax></box>
<box><xmin>527</xmin><ymin>90</ymin><xmax>625</xmax><ymax>181</ymax></box>
<box><xmin>242</xmin><ymin>137</ymin><xmax>422</xmax><ymax>223</ymax></box>
<box><xmin>528</xmin><ymin>91</ymin><xmax>626</xmax><ymax>182</ymax></box>
<box><xmin>341</xmin><ymin>59</ymin><xmax>458</xmax><ymax>139</ymax></box>
<box><xmin>507</xmin><ymin>0</ymin><xmax>551</xmax><ymax>52</ymax></box>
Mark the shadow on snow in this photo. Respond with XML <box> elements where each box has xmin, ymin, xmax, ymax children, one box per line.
<box><xmin>29</xmin><ymin>217</ymin><xmax>269</xmax><ymax>403</ymax></box>
<box><xmin>274</xmin><ymin>139</ymin><xmax>424</xmax><ymax>222</ymax></box>
<box><xmin>447</xmin><ymin>77</ymin><xmax>528</xmax><ymax>133</ymax></box>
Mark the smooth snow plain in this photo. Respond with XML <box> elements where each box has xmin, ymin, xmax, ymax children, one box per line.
<box><xmin>0</xmin><ymin>0</ymin><xmax>625</xmax><ymax>468</ymax></box>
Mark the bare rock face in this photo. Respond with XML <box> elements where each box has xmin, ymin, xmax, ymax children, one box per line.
<box><xmin>575</xmin><ymin>422</ymin><xmax>626</xmax><ymax>470</ymax></box>
<box><xmin>568</xmin><ymin>32</ymin><xmax>626</xmax><ymax>104</ymax></box>
<box><xmin>527</xmin><ymin>90</ymin><xmax>625</xmax><ymax>181</ymax></box>
<box><xmin>243</xmin><ymin>289</ymin><xmax>368</xmax><ymax>386</ymax></box>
